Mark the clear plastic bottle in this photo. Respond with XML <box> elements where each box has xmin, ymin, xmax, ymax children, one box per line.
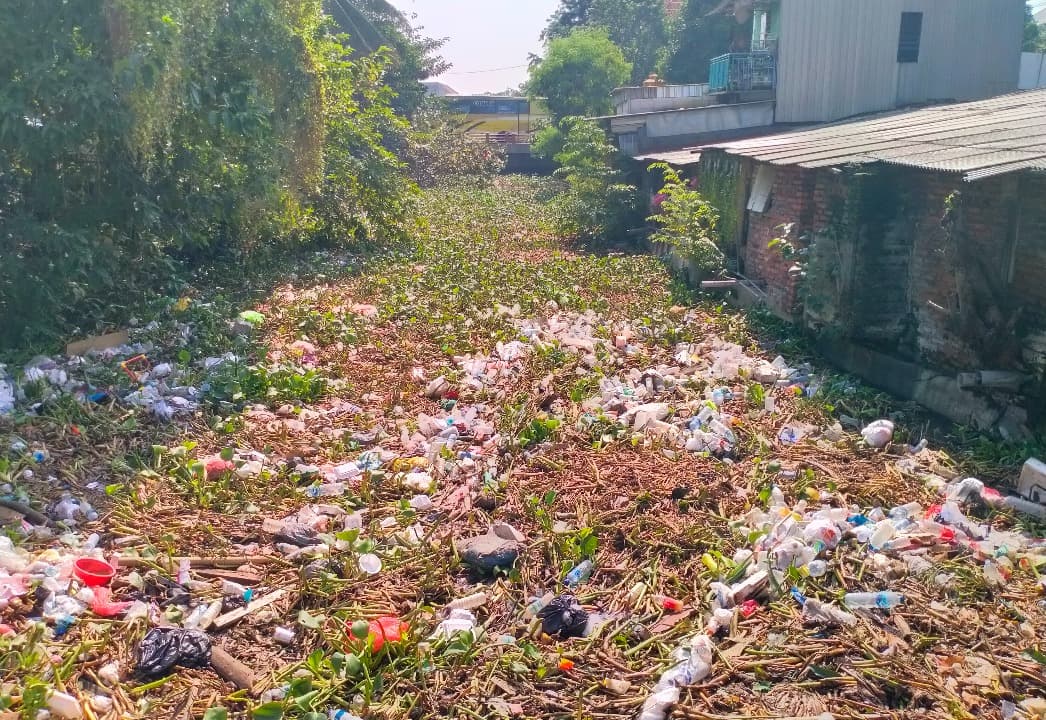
<box><xmin>802</xmin><ymin>598</ymin><xmax>857</xmax><ymax>626</ymax></box>
<box><xmin>564</xmin><ymin>560</ymin><xmax>594</xmax><ymax>587</ymax></box>
<box><xmin>525</xmin><ymin>592</ymin><xmax>554</xmax><ymax>618</ymax></box>
<box><xmin>446</xmin><ymin>592</ymin><xmax>488</xmax><ymax>611</ymax></box>
<box><xmin>306</xmin><ymin>482</ymin><xmax>346</xmax><ymax>498</ymax></box>
<box><xmin>843</xmin><ymin>591</ymin><xmax>904</xmax><ymax>609</ymax></box>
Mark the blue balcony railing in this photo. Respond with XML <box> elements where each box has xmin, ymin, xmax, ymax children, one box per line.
<box><xmin>709</xmin><ymin>52</ymin><xmax>776</xmax><ymax>93</ymax></box>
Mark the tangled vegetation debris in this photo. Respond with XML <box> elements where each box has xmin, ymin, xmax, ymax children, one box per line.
<box><xmin>1</xmin><ymin>178</ymin><xmax>1045</xmax><ymax>720</ymax></box>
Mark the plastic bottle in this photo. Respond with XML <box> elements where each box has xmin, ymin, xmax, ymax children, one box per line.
<box><xmin>330</xmin><ymin>710</ymin><xmax>363</xmax><ymax>720</ymax></box>
<box><xmin>184</xmin><ymin>601</ymin><xmax>221</xmax><ymax>630</ymax></box>
<box><xmin>273</xmin><ymin>626</ymin><xmax>296</xmax><ymax>644</ymax></box>
<box><xmin>802</xmin><ymin>598</ymin><xmax>857</xmax><ymax>627</ymax></box>
<box><xmin>306</xmin><ymin>482</ymin><xmax>346</xmax><ymax>498</ymax></box>
<box><xmin>564</xmin><ymin>560</ymin><xmax>594</xmax><ymax>587</ymax></box>
<box><xmin>843</xmin><ymin>591</ymin><xmax>904</xmax><ymax>610</ymax></box>
<box><xmin>176</xmin><ymin>558</ymin><xmax>190</xmax><ymax>585</ymax></box>
<box><xmin>525</xmin><ymin>592</ymin><xmax>554</xmax><ymax>618</ymax></box>
<box><xmin>446</xmin><ymin>592</ymin><xmax>488</xmax><ymax>611</ymax></box>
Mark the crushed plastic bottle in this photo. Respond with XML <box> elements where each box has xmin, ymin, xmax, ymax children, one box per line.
<box><xmin>843</xmin><ymin>591</ymin><xmax>904</xmax><ymax>610</ymax></box>
<box><xmin>46</xmin><ymin>691</ymin><xmax>83</xmax><ymax>719</ymax></box>
<box><xmin>802</xmin><ymin>598</ymin><xmax>857</xmax><ymax>627</ymax></box>
<box><xmin>564</xmin><ymin>560</ymin><xmax>594</xmax><ymax>587</ymax></box>
<box><xmin>431</xmin><ymin>609</ymin><xmax>477</xmax><ymax>639</ymax></box>
<box><xmin>446</xmin><ymin>592</ymin><xmax>488</xmax><ymax>611</ymax></box>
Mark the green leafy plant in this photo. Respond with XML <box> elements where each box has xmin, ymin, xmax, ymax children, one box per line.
<box><xmin>648</xmin><ymin>163</ymin><xmax>725</xmax><ymax>279</ymax></box>
<box><xmin>550</xmin><ymin>118</ymin><xmax>641</xmax><ymax>242</ymax></box>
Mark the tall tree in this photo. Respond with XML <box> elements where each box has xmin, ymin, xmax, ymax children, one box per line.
<box><xmin>1024</xmin><ymin>4</ymin><xmax>1044</xmax><ymax>52</ymax></box>
<box><xmin>527</xmin><ymin>28</ymin><xmax>632</xmax><ymax>120</ymax></box>
<box><xmin>542</xmin><ymin>0</ymin><xmax>596</xmax><ymax>40</ymax></box>
<box><xmin>543</xmin><ymin>0</ymin><xmax>667</xmax><ymax>83</ymax></box>
<box><xmin>325</xmin><ymin>0</ymin><xmax>449</xmax><ymax>116</ymax></box>
<box><xmin>662</xmin><ymin>0</ymin><xmax>749</xmax><ymax>83</ymax></box>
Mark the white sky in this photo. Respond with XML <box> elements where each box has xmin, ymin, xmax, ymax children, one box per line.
<box><xmin>390</xmin><ymin>0</ymin><xmax>560</xmax><ymax>94</ymax></box>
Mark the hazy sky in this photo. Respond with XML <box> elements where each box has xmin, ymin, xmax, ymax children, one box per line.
<box><xmin>390</xmin><ymin>0</ymin><xmax>560</xmax><ymax>94</ymax></box>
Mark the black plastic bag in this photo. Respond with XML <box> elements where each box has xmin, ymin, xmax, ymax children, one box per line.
<box><xmin>538</xmin><ymin>594</ymin><xmax>589</xmax><ymax>639</ymax></box>
<box><xmin>135</xmin><ymin>628</ymin><xmax>212</xmax><ymax>678</ymax></box>
<box><xmin>274</xmin><ymin>522</ymin><xmax>319</xmax><ymax>547</ymax></box>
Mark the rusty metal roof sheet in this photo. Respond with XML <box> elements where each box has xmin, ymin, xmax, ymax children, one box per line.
<box><xmin>707</xmin><ymin>89</ymin><xmax>1046</xmax><ymax>181</ymax></box>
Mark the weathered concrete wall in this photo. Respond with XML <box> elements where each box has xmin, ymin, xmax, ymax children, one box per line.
<box><xmin>611</xmin><ymin>101</ymin><xmax>775</xmax><ymax>153</ymax></box>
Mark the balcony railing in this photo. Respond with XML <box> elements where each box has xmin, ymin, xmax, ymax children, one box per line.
<box><xmin>709</xmin><ymin>52</ymin><xmax>776</xmax><ymax>93</ymax></box>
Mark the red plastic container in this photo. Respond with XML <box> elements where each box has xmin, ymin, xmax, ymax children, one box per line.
<box><xmin>73</xmin><ymin>558</ymin><xmax>116</xmax><ymax>587</ymax></box>
<box><xmin>348</xmin><ymin>616</ymin><xmax>407</xmax><ymax>652</ymax></box>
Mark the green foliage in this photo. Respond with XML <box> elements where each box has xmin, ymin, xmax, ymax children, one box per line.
<box><xmin>662</xmin><ymin>0</ymin><xmax>741</xmax><ymax>83</ymax></box>
<box><xmin>648</xmin><ymin>163</ymin><xmax>725</xmax><ymax>278</ymax></box>
<box><xmin>0</xmin><ymin>0</ymin><xmax>416</xmax><ymax>350</ymax></box>
<box><xmin>549</xmin><ymin>118</ymin><xmax>641</xmax><ymax>242</ymax></box>
<box><xmin>400</xmin><ymin>100</ymin><xmax>507</xmax><ymax>187</ymax></box>
<box><xmin>204</xmin><ymin>362</ymin><xmax>328</xmax><ymax>407</ymax></box>
<box><xmin>544</xmin><ymin>0</ymin><xmax>668</xmax><ymax>83</ymax></box>
<box><xmin>527</xmin><ymin>28</ymin><xmax>631</xmax><ymax>120</ymax></box>
<box><xmin>697</xmin><ymin>154</ymin><xmax>741</xmax><ymax>258</ymax></box>
<box><xmin>518</xmin><ymin>416</ymin><xmax>562</xmax><ymax>449</ymax></box>
<box><xmin>542</xmin><ymin>0</ymin><xmax>595</xmax><ymax>40</ymax></box>
<box><xmin>328</xmin><ymin>0</ymin><xmax>450</xmax><ymax>116</ymax></box>
<box><xmin>1025</xmin><ymin>5</ymin><xmax>1046</xmax><ymax>52</ymax></box>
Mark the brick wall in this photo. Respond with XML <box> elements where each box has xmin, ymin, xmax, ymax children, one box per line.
<box><xmin>742</xmin><ymin>164</ymin><xmax>818</xmax><ymax>315</ymax></box>
<box><xmin>1013</xmin><ymin>173</ymin><xmax>1046</xmax><ymax>372</ymax></box>
<box><xmin>732</xmin><ymin>159</ymin><xmax>1046</xmax><ymax>374</ymax></box>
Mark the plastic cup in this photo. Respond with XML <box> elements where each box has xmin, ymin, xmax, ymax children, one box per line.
<box><xmin>358</xmin><ymin>554</ymin><xmax>382</xmax><ymax>575</ymax></box>
<box><xmin>73</xmin><ymin>558</ymin><xmax>116</xmax><ymax>587</ymax></box>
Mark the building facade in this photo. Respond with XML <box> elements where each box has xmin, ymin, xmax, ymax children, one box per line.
<box><xmin>605</xmin><ymin>0</ymin><xmax>1026</xmax><ymax>154</ymax></box>
<box><xmin>696</xmin><ymin>90</ymin><xmax>1046</xmax><ymax>436</ymax></box>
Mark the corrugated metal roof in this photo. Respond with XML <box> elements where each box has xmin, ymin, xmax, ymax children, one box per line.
<box><xmin>708</xmin><ymin>90</ymin><xmax>1046</xmax><ymax>181</ymax></box>
<box><xmin>633</xmin><ymin>149</ymin><xmax>703</xmax><ymax>165</ymax></box>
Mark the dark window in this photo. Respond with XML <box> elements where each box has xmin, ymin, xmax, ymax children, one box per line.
<box><xmin>897</xmin><ymin>12</ymin><xmax>923</xmax><ymax>63</ymax></box>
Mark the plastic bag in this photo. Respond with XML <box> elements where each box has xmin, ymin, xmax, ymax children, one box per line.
<box><xmin>538</xmin><ymin>594</ymin><xmax>589</xmax><ymax>639</ymax></box>
<box><xmin>135</xmin><ymin>628</ymin><xmax>212</xmax><ymax>678</ymax></box>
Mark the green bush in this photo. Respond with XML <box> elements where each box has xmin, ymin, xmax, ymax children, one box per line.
<box><xmin>548</xmin><ymin>118</ymin><xmax>641</xmax><ymax>242</ymax></box>
<box><xmin>0</xmin><ymin>0</ymin><xmax>413</xmax><ymax>348</ymax></box>
<box><xmin>399</xmin><ymin>100</ymin><xmax>507</xmax><ymax>188</ymax></box>
<box><xmin>648</xmin><ymin>163</ymin><xmax>725</xmax><ymax>279</ymax></box>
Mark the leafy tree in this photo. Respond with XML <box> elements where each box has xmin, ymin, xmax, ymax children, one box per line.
<box><xmin>543</xmin><ymin>0</ymin><xmax>595</xmax><ymax>40</ymax></box>
<box><xmin>549</xmin><ymin>118</ymin><xmax>641</xmax><ymax>242</ymax></box>
<box><xmin>528</xmin><ymin>29</ymin><xmax>631</xmax><ymax>120</ymax></box>
<box><xmin>0</xmin><ymin>0</ymin><xmax>412</xmax><ymax>347</ymax></box>
<box><xmin>647</xmin><ymin>163</ymin><xmax>725</xmax><ymax>278</ymax></box>
<box><xmin>591</xmin><ymin>0</ymin><xmax>668</xmax><ymax>83</ymax></box>
<box><xmin>543</xmin><ymin>0</ymin><xmax>667</xmax><ymax>83</ymax></box>
<box><xmin>326</xmin><ymin>0</ymin><xmax>449</xmax><ymax>117</ymax></box>
<box><xmin>1024</xmin><ymin>5</ymin><xmax>1044</xmax><ymax>52</ymax></box>
<box><xmin>324</xmin><ymin>0</ymin><xmax>406</xmax><ymax>54</ymax></box>
<box><xmin>662</xmin><ymin>0</ymin><xmax>748</xmax><ymax>83</ymax></box>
